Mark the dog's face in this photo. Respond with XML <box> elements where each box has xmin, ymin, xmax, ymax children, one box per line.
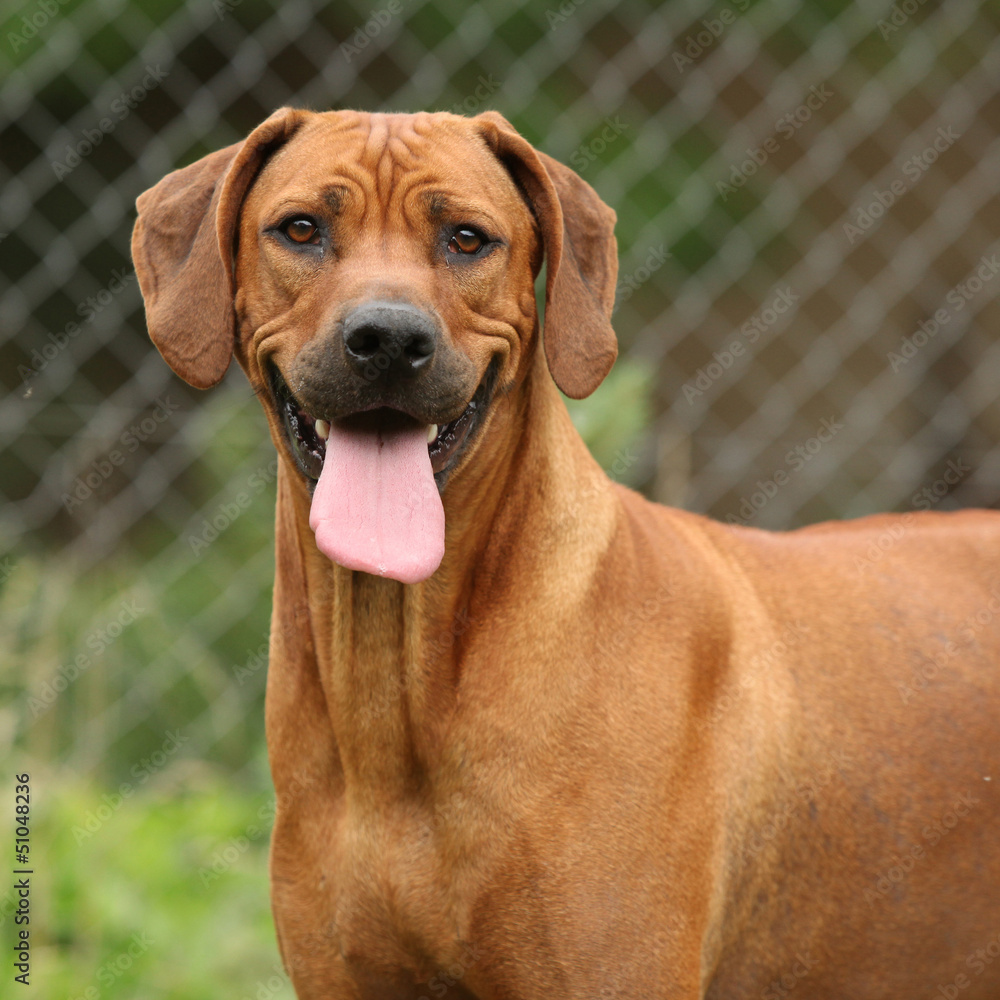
<box><xmin>132</xmin><ymin>108</ymin><xmax>618</xmax><ymax>582</ymax></box>
<box><xmin>235</xmin><ymin>112</ymin><xmax>540</xmax><ymax>487</ymax></box>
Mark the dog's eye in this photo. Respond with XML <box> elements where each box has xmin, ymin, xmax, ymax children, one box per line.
<box><xmin>448</xmin><ymin>228</ymin><xmax>484</xmax><ymax>254</ymax></box>
<box><xmin>284</xmin><ymin>218</ymin><xmax>319</xmax><ymax>244</ymax></box>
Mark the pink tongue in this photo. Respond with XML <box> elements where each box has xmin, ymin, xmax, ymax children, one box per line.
<box><xmin>308</xmin><ymin>416</ymin><xmax>444</xmax><ymax>584</ymax></box>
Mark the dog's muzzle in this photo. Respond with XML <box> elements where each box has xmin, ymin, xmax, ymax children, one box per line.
<box><xmin>272</xmin><ymin>303</ymin><xmax>500</xmax><ymax>585</ymax></box>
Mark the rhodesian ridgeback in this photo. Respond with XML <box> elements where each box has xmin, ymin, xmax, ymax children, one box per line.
<box><xmin>132</xmin><ymin>108</ymin><xmax>1000</xmax><ymax>999</ymax></box>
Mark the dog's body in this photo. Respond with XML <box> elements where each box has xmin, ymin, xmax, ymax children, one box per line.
<box><xmin>133</xmin><ymin>109</ymin><xmax>1000</xmax><ymax>999</ymax></box>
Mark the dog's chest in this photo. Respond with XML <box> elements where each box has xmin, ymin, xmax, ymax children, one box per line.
<box><xmin>322</xmin><ymin>804</ymin><xmax>485</xmax><ymax>986</ymax></box>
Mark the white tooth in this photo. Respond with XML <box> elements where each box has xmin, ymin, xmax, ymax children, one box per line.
<box><xmin>315</xmin><ymin>419</ymin><xmax>330</xmax><ymax>441</ymax></box>
<box><xmin>426</xmin><ymin>423</ymin><xmax>439</xmax><ymax>444</ymax></box>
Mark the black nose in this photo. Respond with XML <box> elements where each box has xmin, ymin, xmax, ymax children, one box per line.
<box><xmin>342</xmin><ymin>301</ymin><xmax>438</xmax><ymax>380</ymax></box>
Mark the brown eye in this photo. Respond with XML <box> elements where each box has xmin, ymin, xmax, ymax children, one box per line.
<box><xmin>448</xmin><ymin>228</ymin><xmax>484</xmax><ymax>254</ymax></box>
<box><xmin>285</xmin><ymin>218</ymin><xmax>318</xmax><ymax>244</ymax></box>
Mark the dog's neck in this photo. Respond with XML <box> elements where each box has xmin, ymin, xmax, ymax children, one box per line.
<box><xmin>269</xmin><ymin>353</ymin><xmax>619</xmax><ymax>803</ymax></box>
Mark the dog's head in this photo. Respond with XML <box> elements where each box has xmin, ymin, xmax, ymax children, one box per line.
<box><xmin>132</xmin><ymin>108</ymin><xmax>618</xmax><ymax>582</ymax></box>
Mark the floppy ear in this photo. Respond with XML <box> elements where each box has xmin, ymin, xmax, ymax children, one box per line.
<box><xmin>475</xmin><ymin>111</ymin><xmax>618</xmax><ymax>399</ymax></box>
<box><xmin>131</xmin><ymin>107</ymin><xmax>309</xmax><ymax>389</ymax></box>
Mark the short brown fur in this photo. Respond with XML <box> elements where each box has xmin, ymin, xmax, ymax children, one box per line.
<box><xmin>133</xmin><ymin>108</ymin><xmax>1000</xmax><ymax>999</ymax></box>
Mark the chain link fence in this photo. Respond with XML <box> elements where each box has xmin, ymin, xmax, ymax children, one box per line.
<box><xmin>1</xmin><ymin>0</ymin><xmax>1000</xmax><ymax>990</ymax></box>
<box><xmin>5</xmin><ymin>0</ymin><xmax>1000</xmax><ymax>788</ymax></box>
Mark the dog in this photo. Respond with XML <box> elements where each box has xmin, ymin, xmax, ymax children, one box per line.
<box><xmin>132</xmin><ymin>108</ymin><xmax>1000</xmax><ymax>999</ymax></box>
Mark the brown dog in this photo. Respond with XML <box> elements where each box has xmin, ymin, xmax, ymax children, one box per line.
<box><xmin>133</xmin><ymin>108</ymin><xmax>1000</xmax><ymax>999</ymax></box>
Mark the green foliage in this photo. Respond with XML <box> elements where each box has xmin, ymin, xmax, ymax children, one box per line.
<box><xmin>565</xmin><ymin>357</ymin><xmax>652</xmax><ymax>485</ymax></box>
<box><xmin>5</xmin><ymin>773</ymin><xmax>284</xmax><ymax>999</ymax></box>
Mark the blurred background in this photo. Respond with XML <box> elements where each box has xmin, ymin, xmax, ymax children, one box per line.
<box><xmin>2</xmin><ymin>0</ymin><xmax>999</xmax><ymax>994</ymax></box>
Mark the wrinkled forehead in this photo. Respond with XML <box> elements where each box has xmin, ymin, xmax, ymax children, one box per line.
<box><xmin>246</xmin><ymin>110</ymin><xmax>529</xmax><ymax>224</ymax></box>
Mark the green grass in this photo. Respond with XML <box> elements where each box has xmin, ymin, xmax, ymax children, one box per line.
<box><xmin>4</xmin><ymin>771</ymin><xmax>287</xmax><ymax>999</ymax></box>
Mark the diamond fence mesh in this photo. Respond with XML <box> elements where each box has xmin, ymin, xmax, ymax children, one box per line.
<box><xmin>1</xmin><ymin>0</ymin><xmax>1000</xmax><ymax>992</ymax></box>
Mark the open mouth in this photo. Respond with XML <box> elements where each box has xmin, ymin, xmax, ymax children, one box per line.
<box><xmin>269</xmin><ymin>362</ymin><xmax>497</xmax><ymax>487</ymax></box>
<box><xmin>267</xmin><ymin>359</ymin><xmax>501</xmax><ymax>582</ymax></box>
